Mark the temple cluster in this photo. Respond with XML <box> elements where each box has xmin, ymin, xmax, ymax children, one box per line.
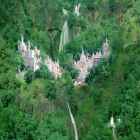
<box><xmin>18</xmin><ymin>36</ymin><xmax>41</xmax><ymax>72</ymax></box>
<box><xmin>45</xmin><ymin>56</ymin><xmax>62</xmax><ymax>79</ymax></box>
<box><xmin>74</xmin><ymin>39</ymin><xmax>110</xmax><ymax>86</ymax></box>
<box><xmin>17</xmin><ymin>4</ymin><xmax>111</xmax><ymax>86</ymax></box>
<box><xmin>18</xmin><ymin>35</ymin><xmax>110</xmax><ymax>85</ymax></box>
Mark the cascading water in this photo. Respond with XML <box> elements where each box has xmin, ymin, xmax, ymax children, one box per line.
<box><xmin>59</xmin><ymin>20</ymin><xmax>69</xmax><ymax>52</ymax></box>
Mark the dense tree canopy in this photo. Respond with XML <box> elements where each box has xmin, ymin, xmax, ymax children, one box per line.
<box><xmin>0</xmin><ymin>0</ymin><xmax>140</xmax><ymax>140</ymax></box>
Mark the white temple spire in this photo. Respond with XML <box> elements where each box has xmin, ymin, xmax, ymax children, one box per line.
<box><xmin>74</xmin><ymin>3</ymin><xmax>80</xmax><ymax>16</ymax></box>
<box><xmin>21</xmin><ymin>35</ymin><xmax>24</xmax><ymax>43</ymax></box>
<box><xmin>63</xmin><ymin>8</ymin><xmax>68</xmax><ymax>16</ymax></box>
<box><xmin>102</xmin><ymin>38</ymin><xmax>110</xmax><ymax>59</ymax></box>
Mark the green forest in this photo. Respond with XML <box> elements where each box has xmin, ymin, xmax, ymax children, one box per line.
<box><xmin>0</xmin><ymin>0</ymin><xmax>140</xmax><ymax>140</ymax></box>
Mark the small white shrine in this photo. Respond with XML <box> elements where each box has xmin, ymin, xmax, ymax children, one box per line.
<box><xmin>110</xmin><ymin>116</ymin><xmax>116</xmax><ymax>128</ymax></box>
<box><xmin>74</xmin><ymin>3</ymin><xmax>80</xmax><ymax>16</ymax></box>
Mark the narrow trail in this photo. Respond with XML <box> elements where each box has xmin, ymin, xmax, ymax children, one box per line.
<box><xmin>67</xmin><ymin>102</ymin><xmax>79</xmax><ymax>140</ymax></box>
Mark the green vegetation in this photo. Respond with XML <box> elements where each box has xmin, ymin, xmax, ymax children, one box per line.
<box><xmin>0</xmin><ymin>0</ymin><xmax>140</xmax><ymax>139</ymax></box>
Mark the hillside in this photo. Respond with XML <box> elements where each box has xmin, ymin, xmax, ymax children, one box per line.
<box><xmin>0</xmin><ymin>0</ymin><xmax>140</xmax><ymax>140</ymax></box>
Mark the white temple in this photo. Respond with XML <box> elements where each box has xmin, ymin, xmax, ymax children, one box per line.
<box><xmin>45</xmin><ymin>56</ymin><xmax>62</xmax><ymax>79</ymax></box>
<box><xmin>74</xmin><ymin>49</ymin><xmax>103</xmax><ymax>86</ymax></box>
<box><xmin>109</xmin><ymin>115</ymin><xmax>118</xmax><ymax>140</ymax></box>
<box><xmin>74</xmin><ymin>3</ymin><xmax>80</xmax><ymax>16</ymax></box>
<box><xmin>18</xmin><ymin>36</ymin><xmax>41</xmax><ymax>72</ymax></box>
<box><xmin>74</xmin><ymin>39</ymin><xmax>110</xmax><ymax>86</ymax></box>
<box><xmin>59</xmin><ymin>20</ymin><xmax>69</xmax><ymax>52</ymax></box>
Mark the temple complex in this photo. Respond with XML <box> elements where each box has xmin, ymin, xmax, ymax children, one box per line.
<box><xmin>18</xmin><ymin>36</ymin><xmax>110</xmax><ymax>85</ymax></box>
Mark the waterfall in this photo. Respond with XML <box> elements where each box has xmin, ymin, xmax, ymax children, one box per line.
<box><xmin>59</xmin><ymin>20</ymin><xmax>69</xmax><ymax>52</ymax></box>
